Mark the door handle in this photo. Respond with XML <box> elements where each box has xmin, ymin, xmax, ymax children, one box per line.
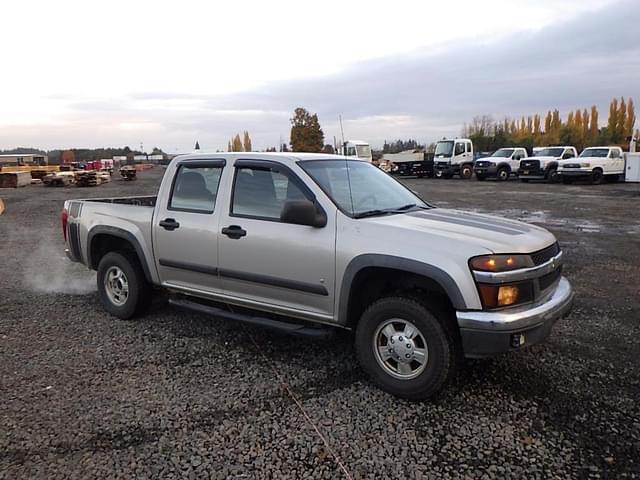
<box><xmin>221</xmin><ymin>225</ymin><xmax>247</xmax><ymax>239</ymax></box>
<box><xmin>159</xmin><ymin>218</ymin><xmax>180</xmax><ymax>231</ymax></box>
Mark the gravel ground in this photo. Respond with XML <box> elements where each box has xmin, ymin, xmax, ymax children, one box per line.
<box><xmin>1</xmin><ymin>169</ymin><xmax>639</xmax><ymax>479</ymax></box>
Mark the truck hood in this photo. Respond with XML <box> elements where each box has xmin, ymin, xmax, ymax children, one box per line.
<box><xmin>525</xmin><ymin>155</ymin><xmax>560</xmax><ymax>162</ymax></box>
<box><xmin>363</xmin><ymin>208</ymin><xmax>556</xmax><ymax>254</ymax></box>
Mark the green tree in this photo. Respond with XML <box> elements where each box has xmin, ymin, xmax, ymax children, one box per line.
<box><xmin>290</xmin><ymin>107</ymin><xmax>324</xmax><ymax>152</ymax></box>
<box><xmin>589</xmin><ymin>105</ymin><xmax>599</xmax><ymax>144</ymax></box>
<box><xmin>608</xmin><ymin>97</ymin><xmax>620</xmax><ymax>143</ymax></box>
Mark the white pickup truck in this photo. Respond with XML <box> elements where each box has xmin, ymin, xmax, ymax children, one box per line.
<box><xmin>558</xmin><ymin>146</ymin><xmax>625</xmax><ymax>184</ymax></box>
<box><xmin>473</xmin><ymin>147</ymin><xmax>528</xmax><ymax>181</ymax></box>
<box><xmin>518</xmin><ymin>146</ymin><xmax>578</xmax><ymax>183</ymax></box>
<box><xmin>62</xmin><ymin>152</ymin><xmax>573</xmax><ymax>399</ymax></box>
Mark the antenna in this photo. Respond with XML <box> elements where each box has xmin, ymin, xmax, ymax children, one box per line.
<box><xmin>339</xmin><ymin>115</ymin><xmax>345</xmax><ymax>144</ymax></box>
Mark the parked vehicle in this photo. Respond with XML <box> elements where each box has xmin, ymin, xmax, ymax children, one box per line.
<box><xmin>385</xmin><ymin>150</ymin><xmax>434</xmax><ymax>178</ymax></box>
<box><xmin>558</xmin><ymin>146</ymin><xmax>625</xmax><ymax>184</ymax></box>
<box><xmin>434</xmin><ymin>139</ymin><xmax>474</xmax><ymax>179</ymax></box>
<box><xmin>518</xmin><ymin>146</ymin><xmax>578</xmax><ymax>183</ymax></box>
<box><xmin>340</xmin><ymin>140</ymin><xmax>373</xmax><ymax>163</ymax></box>
<box><xmin>474</xmin><ymin>148</ymin><xmax>528</xmax><ymax>181</ymax></box>
<box><xmin>62</xmin><ymin>152</ymin><xmax>573</xmax><ymax>400</ymax></box>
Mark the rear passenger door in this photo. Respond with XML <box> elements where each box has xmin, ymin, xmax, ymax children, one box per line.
<box><xmin>217</xmin><ymin>159</ymin><xmax>336</xmax><ymax>319</ymax></box>
<box><xmin>153</xmin><ymin>159</ymin><xmax>225</xmax><ymax>293</ymax></box>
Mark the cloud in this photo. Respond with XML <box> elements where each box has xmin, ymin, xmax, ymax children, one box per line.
<box><xmin>1</xmin><ymin>0</ymin><xmax>638</xmax><ymax>151</ymax></box>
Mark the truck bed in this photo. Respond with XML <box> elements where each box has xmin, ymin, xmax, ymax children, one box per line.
<box><xmin>82</xmin><ymin>196</ymin><xmax>157</xmax><ymax>207</ymax></box>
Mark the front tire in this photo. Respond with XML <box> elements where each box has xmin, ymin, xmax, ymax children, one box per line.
<box><xmin>591</xmin><ymin>168</ymin><xmax>604</xmax><ymax>185</ymax></box>
<box><xmin>97</xmin><ymin>251</ymin><xmax>151</xmax><ymax>319</ymax></box>
<box><xmin>546</xmin><ymin>167</ymin><xmax>559</xmax><ymax>183</ymax></box>
<box><xmin>460</xmin><ymin>164</ymin><xmax>473</xmax><ymax>180</ymax></box>
<box><xmin>355</xmin><ymin>297</ymin><xmax>458</xmax><ymax>400</ymax></box>
<box><xmin>496</xmin><ymin>167</ymin><xmax>509</xmax><ymax>181</ymax></box>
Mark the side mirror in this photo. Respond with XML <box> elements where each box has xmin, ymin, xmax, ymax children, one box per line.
<box><xmin>280</xmin><ymin>200</ymin><xmax>327</xmax><ymax>228</ymax></box>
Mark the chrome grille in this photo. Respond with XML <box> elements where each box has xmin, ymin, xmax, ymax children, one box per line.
<box><xmin>531</xmin><ymin>243</ymin><xmax>560</xmax><ymax>266</ymax></box>
<box><xmin>521</xmin><ymin>160</ymin><xmax>540</xmax><ymax>169</ymax></box>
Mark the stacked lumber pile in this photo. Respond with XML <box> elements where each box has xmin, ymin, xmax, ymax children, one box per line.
<box><xmin>75</xmin><ymin>170</ymin><xmax>101</xmax><ymax>187</ymax></box>
<box><xmin>75</xmin><ymin>170</ymin><xmax>111</xmax><ymax>187</ymax></box>
<box><xmin>0</xmin><ymin>172</ymin><xmax>31</xmax><ymax>188</ymax></box>
<box><xmin>43</xmin><ymin>172</ymin><xmax>74</xmax><ymax>187</ymax></box>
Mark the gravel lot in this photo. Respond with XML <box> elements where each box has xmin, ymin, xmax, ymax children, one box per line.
<box><xmin>1</xmin><ymin>168</ymin><xmax>639</xmax><ymax>479</ymax></box>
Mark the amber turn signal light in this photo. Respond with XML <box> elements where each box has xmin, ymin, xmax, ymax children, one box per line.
<box><xmin>470</xmin><ymin>254</ymin><xmax>534</xmax><ymax>272</ymax></box>
<box><xmin>478</xmin><ymin>284</ymin><xmax>524</xmax><ymax>308</ymax></box>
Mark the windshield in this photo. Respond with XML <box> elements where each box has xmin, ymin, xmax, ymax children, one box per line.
<box><xmin>580</xmin><ymin>148</ymin><xmax>609</xmax><ymax>158</ymax></box>
<box><xmin>300</xmin><ymin>160</ymin><xmax>428</xmax><ymax>217</ymax></box>
<box><xmin>434</xmin><ymin>141</ymin><xmax>454</xmax><ymax>157</ymax></box>
<box><xmin>356</xmin><ymin>144</ymin><xmax>371</xmax><ymax>159</ymax></box>
<box><xmin>492</xmin><ymin>148</ymin><xmax>514</xmax><ymax>158</ymax></box>
<box><xmin>534</xmin><ymin>147</ymin><xmax>564</xmax><ymax>157</ymax></box>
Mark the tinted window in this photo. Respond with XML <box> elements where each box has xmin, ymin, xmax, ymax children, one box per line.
<box><xmin>232</xmin><ymin>166</ymin><xmax>308</xmax><ymax>220</ymax></box>
<box><xmin>169</xmin><ymin>165</ymin><xmax>222</xmax><ymax>213</ymax></box>
<box><xmin>301</xmin><ymin>160</ymin><xmax>426</xmax><ymax>216</ymax></box>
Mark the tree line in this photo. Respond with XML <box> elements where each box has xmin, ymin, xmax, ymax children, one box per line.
<box><xmin>462</xmin><ymin>96</ymin><xmax>637</xmax><ymax>152</ymax></box>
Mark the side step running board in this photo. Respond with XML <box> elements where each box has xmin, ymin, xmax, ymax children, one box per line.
<box><xmin>168</xmin><ymin>297</ymin><xmax>334</xmax><ymax>339</ymax></box>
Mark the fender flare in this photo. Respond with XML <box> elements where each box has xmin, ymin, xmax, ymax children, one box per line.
<box><xmin>87</xmin><ymin>225</ymin><xmax>153</xmax><ymax>283</ymax></box>
<box><xmin>338</xmin><ymin>254</ymin><xmax>467</xmax><ymax>325</ymax></box>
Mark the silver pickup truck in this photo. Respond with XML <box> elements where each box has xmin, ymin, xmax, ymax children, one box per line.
<box><xmin>62</xmin><ymin>152</ymin><xmax>574</xmax><ymax>399</ymax></box>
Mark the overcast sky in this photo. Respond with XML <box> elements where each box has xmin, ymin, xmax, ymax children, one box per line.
<box><xmin>1</xmin><ymin>0</ymin><xmax>638</xmax><ymax>152</ymax></box>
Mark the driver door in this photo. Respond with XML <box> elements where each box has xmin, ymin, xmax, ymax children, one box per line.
<box><xmin>217</xmin><ymin>159</ymin><xmax>336</xmax><ymax>318</ymax></box>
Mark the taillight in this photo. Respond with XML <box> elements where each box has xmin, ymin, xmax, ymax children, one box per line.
<box><xmin>61</xmin><ymin>208</ymin><xmax>69</xmax><ymax>241</ymax></box>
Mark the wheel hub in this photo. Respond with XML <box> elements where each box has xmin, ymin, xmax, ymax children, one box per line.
<box><xmin>104</xmin><ymin>266</ymin><xmax>129</xmax><ymax>306</ymax></box>
<box><xmin>373</xmin><ymin>319</ymin><xmax>429</xmax><ymax>380</ymax></box>
<box><xmin>387</xmin><ymin>334</ymin><xmax>416</xmax><ymax>363</ymax></box>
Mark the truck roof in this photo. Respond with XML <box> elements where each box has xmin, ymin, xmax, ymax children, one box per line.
<box><xmin>173</xmin><ymin>151</ymin><xmax>358</xmax><ymax>167</ymax></box>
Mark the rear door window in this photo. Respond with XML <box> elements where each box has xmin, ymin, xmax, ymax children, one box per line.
<box><xmin>169</xmin><ymin>165</ymin><xmax>223</xmax><ymax>213</ymax></box>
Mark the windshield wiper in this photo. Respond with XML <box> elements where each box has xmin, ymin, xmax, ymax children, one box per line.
<box><xmin>354</xmin><ymin>204</ymin><xmax>429</xmax><ymax>219</ymax></box>
<box><xmin>353</xmin><ymin>209</ymin><xmax>392</xmax><ymax>219</ymax></box>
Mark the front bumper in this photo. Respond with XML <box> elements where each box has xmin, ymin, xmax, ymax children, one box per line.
<box><xmin>517</xmin><ymin>166</ymin><xmax>546</xmax><ymax>179</ymax></box>
<box><xmin>559</xmin><ymin>169</ymin><xmax>591</xmax><ymax>177</ymax></box>
<box><xmin>435</xmin><ymin>163</ymin><xmax>456</xmax><ymax>175</ymax></box>
<box><xmin>456</xmin><ymin>276</ymin><xmax>574</xmax><ymax>358</ymax></box>
<box><xmin>474</xmin><ymin>165</ymin><xmax>498</xmax><ymax>176</ymax></box>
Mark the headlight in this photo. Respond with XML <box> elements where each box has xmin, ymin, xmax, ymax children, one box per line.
<box><xmin>477</xmin><ymin>282</ymin><xmax>534</xmax><ymax>308</ymax></box>
<box><xmin>581</xmin><ymin>162</ymin><xmax>591</xmax><ymax>167</ymax></box>
<box><xmin>469</xmin><ymin>254</ymin><xmax>534</xmax><ymax>272</ymax></box>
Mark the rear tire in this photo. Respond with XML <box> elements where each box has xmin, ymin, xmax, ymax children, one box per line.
<box><xmin>97</xmin><ymin>251</ymin><xmax>152</xmax><ymax>319</ymax></box>
<box><xmin>355</xmin><ymin>296</ymin><xmax>458</xmax><ymax>400</ymax></box>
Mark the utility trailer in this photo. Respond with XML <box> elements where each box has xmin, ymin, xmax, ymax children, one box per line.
<box><xmin>384</xmin><ymin>151</ymin><xmax>434</xmax><ymax>178</ymax></box>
